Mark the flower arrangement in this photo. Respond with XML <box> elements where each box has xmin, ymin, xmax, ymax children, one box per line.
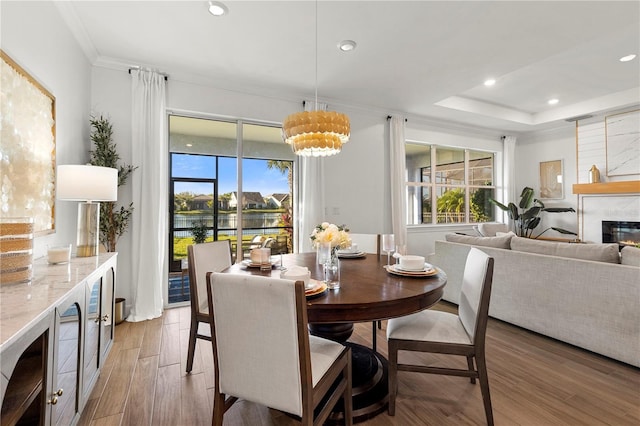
<box><xmin>310</xmin><ymin>222</ymin><xmax>351</xmax><ymax>250</ymax></box>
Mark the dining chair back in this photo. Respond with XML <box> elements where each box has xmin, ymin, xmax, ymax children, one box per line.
<box><xmin>348</xmin><ymin>233</ymin><xmax>381</xmax><ymax>256</ymax></box>
<box><xmin>349</xmin><ymin>233</ymin><xmax>383</xmax><ymax>350</ymax></box>
<box><xmin>206</xmin><ymin>272</ymin><xmax>353</xmax><ymax>426</ymax></box>
<box><xmin>262</xmin><ymin>237</ymin><xmax>275</xmax><ymax>249</ymax></box>
<box><xmin>386</xmin><ymin>247</ymin><xmax>495</xmax><ymax>425</ymax></box>
<box><xmin>185</xmin><ymin>240</ymin><xmax>232</xmax><ymax>373</ymax></box>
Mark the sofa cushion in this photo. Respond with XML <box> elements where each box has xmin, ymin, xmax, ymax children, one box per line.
<box><xmin>445</xmin><ymin>233</ymin><xmax>513</xmax><ymax>249</ymax></box>
<box><xmin>621</xmin><ymin>246</ymin><xmax>640</xmax><ymax>267</ymax></box>
<box><xmin>510</xmin><ymin>236</ymin><xmax>620</xmax><ymax>264</ymax></box>
<box><xmin>477</xmin><ymin>222</ymin><xmax>509</xmax><ymax>237</ymax></box>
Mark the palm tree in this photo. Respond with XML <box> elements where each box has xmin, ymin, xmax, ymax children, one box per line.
<box><xmin>266</xmin><ymin>160</ymin><xmax>293</xmax><ymax>197</ymax></box>
<box><xmin>437</xmin><ymin>189</ymin><xmax>465</xmax><ymax>223</ymax></box>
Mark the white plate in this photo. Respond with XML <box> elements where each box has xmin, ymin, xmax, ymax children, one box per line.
<box><xmin>338</xmin><ymin>251</ymin><xmax>366</xmax><ymax>258</ymax></box>
<box><xmin>384</xmin><ymin>264</ymin><xmax>438</xmax><ymax>277</ymax></box>
<box><xmin>395</xmin><ymin>262</ymin><xmax>433</xmax><ymax>272</ymax></box>
<box><xmin>241</xmin><ymin>259</ymin><xmax>276</xmax><ymax>268</ymax></box>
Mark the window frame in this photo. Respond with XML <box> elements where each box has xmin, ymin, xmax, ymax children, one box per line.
<box><xmin>406</xmin><ymin>142</ymin><xmax>496</xmax><ymax>226</ymax></box>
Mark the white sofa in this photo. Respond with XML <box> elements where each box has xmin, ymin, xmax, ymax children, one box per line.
<box><xmin>428</xmin><ymin>235</ymin><xmax>640</xmax><ymax>367</ymax></box>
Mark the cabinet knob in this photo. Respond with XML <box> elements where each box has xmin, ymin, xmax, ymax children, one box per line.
<box><xmin>47</xmin><ymin>388</ymin><xmax>63</xmax><ymax>404</ymax></box>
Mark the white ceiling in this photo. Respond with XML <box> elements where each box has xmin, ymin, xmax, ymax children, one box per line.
<box><xmin>56</xmin><ymin>0</ymin><xmax>640</xmax><ymax>133</ymax></box>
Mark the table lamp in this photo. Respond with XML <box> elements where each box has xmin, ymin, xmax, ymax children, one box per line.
<box><xmin>57</xmin><ymin>165</ymin><xmax>118</xmax><ymax>257</ymax></box>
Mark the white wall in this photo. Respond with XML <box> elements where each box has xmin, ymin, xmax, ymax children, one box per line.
<box><xmin>515</xmin><ymin>125</ymin><xmax>579</xmax><ymax>238</ymax></box>
<box><xmin>1</xmin><ymin>1</ymin><xmax>92</xmax><ymax>259</ymax></box>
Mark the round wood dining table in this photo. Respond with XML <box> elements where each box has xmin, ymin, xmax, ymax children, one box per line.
<box><xmin>224</xmin><ymin>252</ymin><xmax>447</xmax><ymax>423</ymax></box>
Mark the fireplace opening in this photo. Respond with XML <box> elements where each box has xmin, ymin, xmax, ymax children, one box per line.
<box><xmin>602</xmin><ymin>221</ymin><xmax>640</xmax><ymax>249</ymax></box>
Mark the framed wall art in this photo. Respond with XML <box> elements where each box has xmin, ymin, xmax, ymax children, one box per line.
<box><xmin>605</xmin><ymin>109</ymin><xmax>640</xmax><ymax>177</ymax></box>
<box><xmin>0</xmin><ymin>50</ymin><xmax>56</xmax><ymax>234</ymax></box>
<box><xmin>539</xmin><ymin>159</ymin><xmax>563</xmax><ymax>199</ymax></box>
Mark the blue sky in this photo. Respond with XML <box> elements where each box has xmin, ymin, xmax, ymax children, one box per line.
<box><xmin>172</xmin><ymin>154</ymin><xmax>290</xmax><ymax>196</ymax></box>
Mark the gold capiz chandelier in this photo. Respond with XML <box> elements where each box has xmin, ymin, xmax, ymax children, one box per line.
<box><xmin>282</xmin><ymin>110</ymin><xmax>350</xmax><ymax>157</ymax></box>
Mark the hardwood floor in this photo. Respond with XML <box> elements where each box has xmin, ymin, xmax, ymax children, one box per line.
<box><xmin>78</xmin><ymin>302</ymin><xmax>640</xmax><ymax>425</ymax></box>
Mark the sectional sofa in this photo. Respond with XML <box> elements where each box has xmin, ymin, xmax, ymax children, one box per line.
<box><xmin>428</xmin><ymin>234</ymin><xmax>640</xmax><ymax>367</ymax></box>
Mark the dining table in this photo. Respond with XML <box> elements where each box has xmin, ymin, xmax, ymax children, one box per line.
<box><xmin>224</xmin><ymin>251</ymin><xmax>447</xmax><ymax>423</ymax></box>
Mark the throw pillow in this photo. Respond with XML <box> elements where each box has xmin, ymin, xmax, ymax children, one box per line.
<box><xmin>477</xmin><ymin>222</ymin><xmax>509</xmax><ymax>237</ymax></box>
<box><xmin>510</xmin><ymin>236</ymin><xmax>620</xmax><ymax>264</ymax></box>
<box><xmin>621</xmin><ymin>246</ymin><xmax>640</xmax><ymax>267</ymax></box>
<box><xmin>445</xmin><ymin>233</ymin><xmax>513</xmax><ymax>249</ymax></box>
<box><xmin>495</xmin><ymin>231</ymin><xmax>516</xmax><ymax>237</ymax></box>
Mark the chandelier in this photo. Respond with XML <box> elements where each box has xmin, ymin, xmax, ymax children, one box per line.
<box><xmin>282</xmin><ymin>1</ymin><xmax>350</xmax><ymax>157</ymax></box>
<box><xmin>282</xmin><ymin>110</ymin><xmax>350</xmax><ymax>157</ymax></box>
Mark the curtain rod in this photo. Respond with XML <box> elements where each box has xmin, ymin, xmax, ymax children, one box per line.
<box><xmin>386</xmin><ymin>115</ymin><xmax>407</xmax><ymax>122</ymax></box>
<box><xmin>128</xmin><ymin>68</ymin><xmax>168</xmax><ymax>81</ymax></box>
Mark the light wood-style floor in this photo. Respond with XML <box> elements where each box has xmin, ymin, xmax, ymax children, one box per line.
<box><xmin>78</xmin><ymin>302</ymin><xmax>640</xmax><ymax>426</ymax></box>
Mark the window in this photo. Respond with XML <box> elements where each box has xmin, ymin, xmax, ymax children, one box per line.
<box><xmin>406</xmin><ymin>143</ymin><xmax>495</xmax><ymax>225</ymax></box>
<box><xmin>167</xmin><ymin>115</ymin><xmax>294</xmax><ymax>305</ymax></box>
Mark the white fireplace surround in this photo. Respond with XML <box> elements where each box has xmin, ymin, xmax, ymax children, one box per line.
<box><xmin>580</xmin><ymin>195</ymin><xmax>640</xmax><ymax>243</ymax></box>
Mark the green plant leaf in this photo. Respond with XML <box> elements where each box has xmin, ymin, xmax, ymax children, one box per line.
<box><xmin>527</xmin><ymin>216</ymin><xmax>541</xmax><ymax>230</ymax></box>
<box><xmin>519</xmin><ymin>187</ymin><xmax>534</xmax><ymax>209</ymax></box>
<box><xmin>489</xmin><ymin>198</ymin><xmax>509</xmax><ymax>211</ymax></box>
<box><xmin>508</xmin><ymin>203</ymin><xmax>519</xmax><ymax>220</ymax></box>
<box><xmin>543</xmin><ymin>207</ymin><xmax>576</xmax><ymax>213</ymax></box>
<box><xmin>520</xmin><ymin>206</ymin><xmax>541</xmax><ymax>220</ymax></box>
<box><xmin>550</xmin><ymin>227</ymin><xmax>577</xmax><ymax>235</ymax></box>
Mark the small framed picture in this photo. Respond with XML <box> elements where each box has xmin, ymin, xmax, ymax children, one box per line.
<box><xmin>539</xmin><ymin>160</ymin><xmax>563</xmax><ymax>199</ymax></box>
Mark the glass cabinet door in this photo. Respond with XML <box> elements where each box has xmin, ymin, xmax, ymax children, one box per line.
<box><xmin>84</xmin><ymin>279</ymin><xmax>101</xmax><ymax>395</ymax></box>
<box><xmin>99</xmin><ymin>267</ymin><xmax>115</xmax><ymax>364</ymax></box>
<box><xmin>52</xmin><ymin>301</ymin><xmax>81</xmax><ymax>426</ymax></box>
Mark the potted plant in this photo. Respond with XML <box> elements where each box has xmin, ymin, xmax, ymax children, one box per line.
<box><xmin>490</xmin><ymin>187</ymin><xmax>577</xmax><ymax>238</ymax></box>
<box><xmin>89</xmin><ymin>115</ymin><xmax>137</xmax><ymax>252</ymax></box>
<box><xmin>190</xmin><ymin>219</ymin><xmax>208</xmax><ymax>244</ymax></box>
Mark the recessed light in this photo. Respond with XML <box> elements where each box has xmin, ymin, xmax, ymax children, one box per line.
<box><xmin>548</xmin><ymin>98</ymin><xmax>559</xmax><ymax>105</ymax></box>
<box><xmin>186</xmin><ymin>143</ymin><xmax>193</xmax><ymax>147</ymax></box>
<box><xmin>619</xmin><ymin>54</ymin><xmax>637</xmax><ymax>62</ymax></box>
<box><xmin>338</xmin><ymin>40</ymin><xmax>357</xmax><ymax>52</ymax></box>
<box><xmin>484</xmin><ymin>79</ymin><xmax>496</xmax><ymax>87</ymax></box>
<box><xmin>208</xmin><ymin>1</ymin><xmax>228</xmax><ymax>16</ymax></box>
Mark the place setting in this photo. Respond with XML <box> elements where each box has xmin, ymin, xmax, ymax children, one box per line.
<box><xmin>280</xmin><ymin>265</ymin><xmax>328</xmax><ymax>298</ymax></box>
<box><xmin>337</xmin><ymin>243</ymin><xmax>366</xmax><ymax>259</ymax></box>
<box><xmin>384</xmin><ymin>254</ymin><xmax>439</xmax><ymax>277</ymax></box>
<box><xmin>240</xmin><ymin>248</ymin><xmax>280</xmax><ymax>270</ymax></box>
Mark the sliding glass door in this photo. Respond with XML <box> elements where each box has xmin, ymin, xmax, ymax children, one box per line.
<box><xmin>167</xmin><ymin>115</ymin><xmax>295</xmax><ymax>305</ymax></box>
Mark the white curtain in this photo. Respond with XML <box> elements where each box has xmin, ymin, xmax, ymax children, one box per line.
<box><xmin>502</xmin><ymin>135</ymin><xmax>517</xmax><ymax>227</ymax></box>
<box><xmin>297</xmin><ymin>100</ymin><xmax>327</xmax><ymax>252</ymax></box>
<box><xmin>128</xmin><ymin>69</ymin><xmax>167</xmax><ymax>322</ymax></box>
<box><xmin>389</xmin><ymin>116</ymin><xmax>407</xmax><ymax>249</ymax></box>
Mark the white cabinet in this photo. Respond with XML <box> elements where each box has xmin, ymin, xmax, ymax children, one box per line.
<box><xmin>0</xmin><ymin>253</ymin><xmax>117</xmax><ymax>426</ymax></box>
<box><xmin>82</xmin><ymin>265</ymin><xmax>115</xmax><ymax>398</ymax></box>
<box><xmin>45</xmin><ymin>286</ymin><xmax>83</xmax><ymax>426</ymax></box>
<box><xmin>0</xmin><ymin>315</ymin><xmax>50</xmax><ymax>425</ymax></box>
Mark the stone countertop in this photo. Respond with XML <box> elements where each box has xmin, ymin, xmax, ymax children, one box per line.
<box><xmin>0</xmin><ymin>253</ymin><xmax>117</xmax><ymax>352</ymax></box>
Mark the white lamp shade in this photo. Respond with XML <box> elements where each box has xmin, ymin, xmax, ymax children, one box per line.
<box><xmin>57</xmin><ymin>165</ymin><xmax>118</xmax><ymax>202</ymax></box>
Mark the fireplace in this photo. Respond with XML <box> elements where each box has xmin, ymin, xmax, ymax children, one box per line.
<box><xmin>602</xmin><ymin>221</ymin><xmax>640</xmax><ymax>249</ymax></box>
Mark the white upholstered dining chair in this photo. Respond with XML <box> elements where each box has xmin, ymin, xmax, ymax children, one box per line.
<box><xmin>348</xmin><ymin>233</ymin><xmax>383</xmax><ymax>351</ymax></box>
<box><xmin>185</xmin><ymin>240</ymin><xmax>232</xmax><ymax>373</ymax></box>
<box><xmin>348</xmin><ymin>233</ymin><xmax>381</xmax><ymax>256</ymax></box>
<box><xmin>206</xmin><ymin>272</ymin><xmax>353</xmax><ymax>426</ymax></box>
<box><xmin>386</xmin><ymin>247</ymin><xmax>495</xmax><ymax>425</ymax></box>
